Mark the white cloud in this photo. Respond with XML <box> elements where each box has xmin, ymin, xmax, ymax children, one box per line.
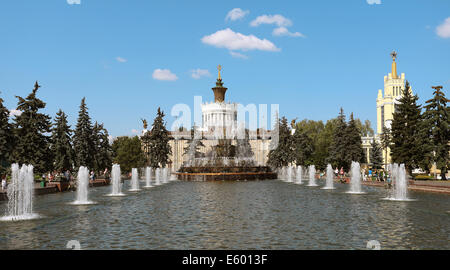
<box><xmin>273</xmin><ymin>27</ymin><xmax>305</xmax><ymax>38</ymax></box>
<box><xmin>230</xmin><ymin>51</ymin><xmax>249</xmax><ymax>59</ymax></box>
<box><xmin>226</xmin><ymin>8</ymin><xmax>249</xmax><ymax>21</ymax></box>
<box><xmin>67</xmin><ymin>0</ymin><xmax>81</xmax><ymax>5</ymax></box>
<box><xmin>250</xmin><ymin>14</ymin><xmax>292</xmax><ymax>27</ymax></box>
<box><xmin>191</xmin><ymin>69</ymin><xmax>211</xmax><ymax>79</ymax></box>
<box><xmin>201</xmin><ymin>28</ymin><xmax>280</xmax><ymax>52</ymax></box>
<box><xmin>108</xmin><ymin>135</ymin><xmax>114</xmax><ymax>145</ymax></box>
<box><xmin>436</xmin><ymin>17</ymin><xmax>450</xmax><ymax>38</ymax></box>
<box><xmin>131</xmin><ymin>129</ymin><xmax>139</xmax><ymax>134</ymax></box>
<box><xmin>116</xmin><ymin>57</ymin><xmax>127</xmax><ymax>63</ymax></box>
<box><xmin>9</xmin><ymin>109</ymin><xmax>22</xmax><ymax>117</ymax></box>
<box><xmin>152</xmin><ymin>69</ymin><xmax>178</xmax><ymax>81</ymax></box>
<box><xmin>366</xmin><ymin>0</ymin><xmax>381</xmax><ymax>4</ymax></box>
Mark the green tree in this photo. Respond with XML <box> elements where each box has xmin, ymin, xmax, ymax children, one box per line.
<box><xmin>236</xmin><ymin>129</ymin><xmax>254</xmax><ymax>159</ymax></box>
<box><xmin>93</xmin><ymin>122</ymin><xmax>112</xmax><ymax>172</ymax></box>
<box><xmin>292</xmin><ymin>127</ymin><xmax>314</xmax><ymax>166</ymax></box>
<box><xmin>345</xmin><ymin>112</ymin><xmax>365</xmax><ymax>164</ymax></box>
<box><xmin>112</xmin><ymin>136</ymin><xmax>145</xmax><ymax>173</ymax></box>
<box><xmin>0</xmin><ymin>93</ymin><xmax>14</xmax><ymax>174</ymax></box>
<box><xmin>267</xmin><ymin>116</ymin><xmax>294</xmax><ymax>168</ymax></box>
<box><xmin>314</xmin><ymin>118</ymin><xmax>337</xmax><ymax>170</ymax></box>
<box><xmin>423</xmin><ymin>86</ymin><xmax>449</xmax><ymax>179</ymax></box>
<box><xmin>369</xmin><ymin>139</ymin><xmax>383</xmax><ymax>169</ymax></box>
<box><xmin>50</xmin><ymin>109</ymin><xmax>74</xmax><ymax>172</ymax></box>
<box><xmin>12</xmin><ymin>82</ymin><xmax>52</xmax><ymax>173</ymax></box>
<box><xmin>390</xmin><ymin>81</ymin><xmax>423</xmax><ymax>174</ymax></box>
<box><xmin>73</xmin><ymin>97</ymin><xmax>95</xmax><ymax>169</ymax></box>
<box><xmin>380</xmin><ymin>126</ymin><xmax>391</xmax><ymax>169</ymax></box>
<box><xmin>183</xmin><ymin>127</ymin><xmax>205</xmax><ymax>159</ymax></box>
<box><xmin>148</xmin><ymin>108</ymin><xmax>172</xmax><ymax>168</ymax></box>
<box><xmin>328</xmin><ymin>108</ymin><xmax>350</xmax><ymax>171</ymax></box>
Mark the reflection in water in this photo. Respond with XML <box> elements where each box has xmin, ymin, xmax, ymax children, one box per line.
<box><xmin>0</xmin><ymin>180</ymin><xmax>449</xmax><ymax>249</ymax></box>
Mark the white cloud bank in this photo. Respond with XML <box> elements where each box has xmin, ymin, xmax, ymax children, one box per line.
<box><xmin>366</xmin><ymin>0</ymin><xmax>381</xmax><ymax>4</ymax></box>
<box><xmin>152</xmin><ymin>69</ymin><xmax>178</xmax><ymax>81</ymax></box>
<box><xmin>116</xmin><ymin>57</ymin><xmax>127</xmax><ymax>63</ymax></box>
<box><xmin>9</xmin><ymin>109</ymin><xmax>22</xmax><ymax>117</ymax></box>
<box><xmin>67</xmin><ymin>0</ymin><xmax>81</xmax><ymax>5</ymax></box>
<box><xmin>273</xmin><ymin>27</ymin><xmax>305</xmax><ymax>38</ymax></box>
<box><xmin>226</xmin><ymin>8</ymin><xmax>249</xmax><ymax>21</ymax></box>
<box><xmin>201</xmin><ymin>28</ymin><xmax>280</xmax><ymax>52</ymax></box>
<box><xmin>436</xmin><ymin>17</ymin><xmax>450</xmax><ymax>38</ymax></box>
<box><xmin>229</xmin><ymin>51</ymin><xmax>249</xmax><ymax>59</ymax></box>
<box><xmin>250</xmin><ymin>14</ymin><xmax>292</xmax><ymax>27</ymax></box>
<box><xmin>191</xmin><ymin>69</ymin><xmax>211</xmax><ymax>79</ymax></box>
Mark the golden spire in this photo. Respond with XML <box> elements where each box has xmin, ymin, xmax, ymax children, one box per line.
<box><xmin>390</xmin><ymin>51</ymin><xmax>398</xmax><ymax>79</ymax></box>
<box><xmin>217</xmin><ymin>64</ymin><xmax>222</xmax><ymax>80</ymax></box>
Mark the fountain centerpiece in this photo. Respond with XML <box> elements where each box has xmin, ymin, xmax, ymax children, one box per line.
<box><xmin>385</xmin><ymin>163</ymin><xmax>413</xmax><ymax>201</ymax></box>
<box><xmin>107</xmin><ymin>164</ymin><xmax>125</xmax><ymax>196</ymax></box>
<box><xmin>1</xmin><ymin>164</ymin><xmax>39</xmax><ymax>221</ymax></box>
<box><xmin>322</xmin><ymin>164</ymin><xmax>335</xmax><ymax>190</ymax></box>
<box><xmin>175</xmin><ymin>66</ymin><xmax>276</xmax><ymax>181</ymax></box>
<box><xmin>347</xmin><ymin>161</ymin><xmax>366</xmax><ymax>194</ymax></box>
<box><xmin>71</xmin><ymin>166</ymin><xmax>95</xmax><ymax>205</ymax></box>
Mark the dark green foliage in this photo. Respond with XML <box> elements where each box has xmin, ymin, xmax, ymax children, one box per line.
<box><xmin>112</xmin><ymin>136</ymin><xmax>145</xmax><ymax>173</ymax></box>
<box><xmin>423</xmin><ymin>86</ymin><xmax>449</xmax><ymax>179</ymax></box>
<box><xmin>390</xmin><ymin>81</ymin><xmax>423</xmax><ymax>174</ymax></box>
<box><xmin>73</xmin><ymin>98</ymin><xmax>95</xmax><ymax>169</ymax></box>
<box><xmin>236</xmin><ymin>129</ymin><xmax>254</xmax><ymax>158</ymax></box>
<box><xmin>345</xmin><ymin>113</ymin><xmax>365</xmax><ymax>164</ymax></box>
<box><xmin>50</xmin><ymin>109</ymin><xmax>74</xmax><ymax>172</ymax></box>
<box><xmin>292</xmin><ymin>126</ymin><xmax>314</xmax><ymax>166</ymax></box>
<box><xmin>11</xmin><ymin>82</ymin><xmax>52</xmax><ymax>173</ymax></box>
<box><xmin>93</xmin><ymin>122</ymin><xmax>113</xmax><ymax>172</ymax></box>
<box><xmin>183</xmin><ymin>127</ymin><xmax>205</xmax><ymax>159</ymax></box>
<box><xmin>148</xmin><ymin>108</ymin><xmax>172</xmax><ymax>168</ymax></box>
<box><xmin>267</xmin><ymin>116</ymin><xmax>295</xmax><ymax>168</ymax></box>
<box><xmin>380</xmin><ymin>126</ymin><xmax>391</xmax><ymax>168</ymax></box>
<box><xmin>0</xmin><ymin>93</ymin><xmax>14</xmax><ymax>174</ymax></box>
<box><xmin>369</xmin><ymin>139</ymin><xmax>383</xmax><ymax>169</ymax></box>
<box><xmin>327</xmin><ymin>108</ymin><xmax>350</xmax><ymax>171</ymax></box>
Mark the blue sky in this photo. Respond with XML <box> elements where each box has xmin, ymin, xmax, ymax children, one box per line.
<box><xmin>0</xmin><ymin>0</ymin><xmax>449</xmax><ymax>137</ymax></box>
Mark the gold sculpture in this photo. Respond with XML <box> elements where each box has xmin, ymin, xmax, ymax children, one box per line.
<box><xmin>217</xmin><ymin>65</ymin><xmax>222</xmax><ymax>80</ymax></box>
<box><xmin>141</xmin><ymin>118</ymin><xmax>148</xmax><ymax>129</ymax></box>
<box><xmin>291</xmin><ymin>118</ymin><xmax>298</xmax><ymax>129</ymax></box>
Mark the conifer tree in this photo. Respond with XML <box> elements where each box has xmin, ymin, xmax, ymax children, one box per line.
<box><xmin>183</xmin><ymin>126</ymin><xmax>205</xmax><ymax>159</ymax></box>
<box><xmin>93</xmin><ymin>122</ymin><xmax>112</xmax><ymax>172</ymax></box>
<box><xmin>267</xmin><ymin>116</ymin><xmax>294</xmax><ymax>168</ymax></box>
<box><xmin>236</xmin><ymin>129</ymin><xmax>254</xmax><ymax>159</ymax></box>
<box><xmin>148</xmin><ymin>108</ymin><xmax>172</xmax><ymax>168</ymax></box>
<box><xmin>327</xmin><ymin>108</ymin><xmax>350</xmax><ymax>171</ymax></box>
<box><xmin>50</xmin><ymin>109</ymin><xmax>74</xmax><ymax>172</ymax></box>
<box><xmin>380</xmin><ymin>126</ymin><xmax>391</xmax><ymax>169</ymax></box>
<box><xmin>345</xmin><ymin>112</ymin><xmax>365</xmax><ymax>164</ymax></box>
<box><xmin>390</xmin><ymin>81</ymin><xmax>423</xmax><ymax>173</ymax></box>
<box><xmin>73</xmin><ymin>97</ymin><xmax>95</xmax><ymax>169</ymax></box>
<box><xmin>423</xmin><ymin>86</ymin><xmax>449</xmax><ymax>179</ymax></box>
<box><xmin>292</xmin><ymin>127</ymin><xmax>314</xmax><ymax>166</ymax></box>
<box><xmin>369</xmin><ymin>139</ymin><xmax>383</xmax><ymax>169</ymax></box>
<box><xmin>0</xmin><ymin>93</ymin><xmax>14</xmax><ymax>174</ymax></box>
<box><xmin>12</xmin><ymin>82</ymin><xmax>52</xmax><ymax>173</ymax></box>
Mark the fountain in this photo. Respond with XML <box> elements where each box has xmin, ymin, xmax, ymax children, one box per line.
<box><xmin>322</xmin><ymin>164</ymin><xmax>335</xmax><ymax>190</ymax></box>
<box><xmin>347</xmin><ymin>161</ymin><xmax>365</xmax><ymax>194</ymax></box>
<box><xmin>129</xmin><ymin>168</ymin><xmax>141</xmax><ymax>191</ymax></box>
<box><xmin>307</xmin><ymin>165</ymin><xmax>318</xmax><ymax>186</ymax></box>
<box><xmin>162</xmin><ymin>167</ymin><xmax>168</xmax><ymax>184</ymax></box>
<box><xmin>385</xmin><ymin>163</ymin><xmax>413</xmax><ymax>201</ymax></box>
<box><xmin>1</xmin><ymin>164</ymin><xmax>39</xmax><ymax>221</ymax></box>
<box><xmin>72</xmin><ymin>166</ymin><xmax>95</xmax><ymax>205</ymax></box>
<box><xmin>287</xmin><ymin>166</ymin><xmax>293</xmax><ymax>182</ymax></box>
<box><xmin>144</xmin><ymin>167</ymin><xmax>153</xmax><ymax>188</ymax></box>
<box><xmin>107</xmin><ymin>164</ymin><xmax>125</xmax><ymax>196</ymax></box>
<box><xmin>155</xmin><ymin>168</ymin><xmax>161</xmax><ymax>185</ymax></box>
<box><xmin>296</xmin><ymin>166</ymin><xmax>303</xmax><ymax>184</ymax></box>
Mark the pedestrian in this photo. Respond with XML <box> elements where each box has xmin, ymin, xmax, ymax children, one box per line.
<box><xmin>1</xmin><ymin>174</ymin><xmax>7</xmax><ymax>191</ymax></box>
<box><xmin>90</xmin><ymin>171</ymin><xmax>94</xmax><ymax>181</ymax></box>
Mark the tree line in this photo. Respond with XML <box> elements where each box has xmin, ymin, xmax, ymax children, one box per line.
<box><xmin>0</xmin><ymin>82</ymin><xmax>112</xmax><ymax>175</ymax></box>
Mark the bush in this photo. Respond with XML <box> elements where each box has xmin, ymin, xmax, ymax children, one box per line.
<box><xmin>414</xmin><ymin>174</ymin><xmax>433</xmax><ymax>180</ymax></box>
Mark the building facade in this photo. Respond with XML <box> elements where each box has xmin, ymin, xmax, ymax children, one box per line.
<box><xmin>376</xmin><ymin>51</ymin><xmax>411</xmax><ymax>166</ymax></box>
